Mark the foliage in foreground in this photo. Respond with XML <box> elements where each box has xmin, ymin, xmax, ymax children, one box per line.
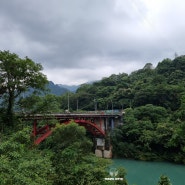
<box><xmin>0</xmin><ymin>127</ymin><xmax>55</xmax><ymax>185</ymax></box>
<box><xmin>41</xmin><ymin>122</ymin><xmax>128</xmax><ymax>185</ymax></box>
<box><xmin>158</xmin><ymin>175</ymin><xmax>172</xmax><ymax>185</ymax></box>
<box><xmin>0</xmin><ymin>121</ymin><xmax>173</xmax><ymax>185</ymax></box>
<box><xmin>0</xmin><ymin>122</ymin><xmax>129</xmax><ymax>185</ymax></box>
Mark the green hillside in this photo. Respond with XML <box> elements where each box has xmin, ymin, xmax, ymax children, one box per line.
<box><xmin>68</xmin><ymin>56</ymin><xmax>185</xmax><ymax>112</ymax></box>
<box><xmin>64</xmin><ymin>55</ymin><xmax>185</xmax><ymax>163</ymax></box>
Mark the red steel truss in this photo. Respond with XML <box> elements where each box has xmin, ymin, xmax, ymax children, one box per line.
<box><xmin>32</xmin><ymin>119</ymin><xmax>105</xmax><ymax>145</ymax></box>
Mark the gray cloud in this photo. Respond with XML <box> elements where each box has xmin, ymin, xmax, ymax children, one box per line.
<box><xmin>0</xmin><ymin>0</ymin><xmax>184</xmax><ymax>84</ymax></box>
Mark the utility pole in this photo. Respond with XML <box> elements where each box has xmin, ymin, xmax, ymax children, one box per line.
<box><xmin>94</xmin><ymin>98</ymin><xmax>97</xmax><ymax>112</ymax></box>
<box><xmin>67</xmin><ymin>92</ymin><xmax>70</xmax><ymax>111</ymax></box>
<box><xmin>76</xmin><ymin>99</ymin><xmax>78</xmax><ymax>112</ymax></box>
<box><xmin>111</xmin><ymin>100</ymin><xmax>113</xmax><ymax>114</ymax></box>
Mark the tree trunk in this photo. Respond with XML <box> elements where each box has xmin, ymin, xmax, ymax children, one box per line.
<box><xmin>6</xmin><ymin>91</ymin><xmax>15</xmax><ymax>127</ymax></box>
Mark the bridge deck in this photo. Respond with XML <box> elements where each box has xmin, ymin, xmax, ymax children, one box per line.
<box><xmin>21</xmin><ymin>112</ymin><xmax>123</xmax><ymax>120</ymax></box>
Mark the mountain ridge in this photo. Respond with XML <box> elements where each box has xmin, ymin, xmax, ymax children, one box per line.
<box><xmin>57</xmin><ymin>84</ymin><xmax>79</xmax><ymax>92</ymax></box>
<box><xmin>47</xmin><ymin>81</ymin><xmax>69</xmax><ymax>95</ymax></box>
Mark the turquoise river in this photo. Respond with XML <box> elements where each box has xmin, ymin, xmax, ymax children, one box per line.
<box><xmin>111</xmin><ymin>159</ymin><xmax>185</xmax><ymax>185</ymax></box>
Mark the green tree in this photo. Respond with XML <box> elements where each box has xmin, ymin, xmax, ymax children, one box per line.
<box><xmin>0</xmin><ymin>50</ymin><xmax>48</xmax><ymax>126</ymax></box>
<box><xmin>19</xmin><ymin>94</ymin><xmax>61</xmax><ymax>114</ymax></box>
<box><xmin>157</xmin><ymin>175</ymin><xmax>172</xmax><ymax>185</ymax></box>
<box><xmin>115</xmin><ymin>167</ymin><xmax>128</xmax><ymax>185</ymax></box>
<box><xmin>0</xmin><ymin>127</ymin><xmax>56</xmax><ymax>185</ymax></box>
<box><xmin>156</xmin><ymin>58</ymin><xmax>172</xmax><ymax>76</ymax></box>
<box><xmin>134</xmin><ymin>104</ymin><xmax>168</xmax><ymax>123</ymax></box>
<box><xmin>42</xmin><ymin>122</ymin><xmax>118</xmax><ymax>185</ymax></box>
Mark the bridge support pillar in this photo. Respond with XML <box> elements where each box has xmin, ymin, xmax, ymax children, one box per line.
<box><xmin>103</xmin><ymin>147</ymin><xmax>112</xmax><ymax>158</ymax></box>
<box><xmin>95</xmin><ymin>138</ymin><xmax>112</xmax><ymax>158</ymax></box>
<box><xmin>111</xmin><ymin>118</ymin><xmax>114</xmax><ymax>129</ymax></box>
<box><xmin>104</xmin><ymin>117</ymin><xmax>109</xmax><ymax>132</ymax></box>
<box><xmin>95</xmin><ymin>148</ymin><xmax>112</xmax><ymax>158</ymax></box>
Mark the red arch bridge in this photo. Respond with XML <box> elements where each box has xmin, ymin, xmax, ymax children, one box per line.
<box><xmin>22</xmin><ymin>111</ymin><xmax>123</xmax><ymax>145</ymax></box>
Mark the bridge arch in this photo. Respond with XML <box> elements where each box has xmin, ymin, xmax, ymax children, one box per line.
<box><xmin>67</xmin><ymin>119</ymin><xmax>105</xmax><ymax>137</ymax></box>
<box><xmin>33</xmin><ymin>119</ymin><xmax>105</xmax><ymax>145</ymax></box>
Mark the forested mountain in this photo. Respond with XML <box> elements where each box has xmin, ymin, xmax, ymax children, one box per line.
<box><xmin>47</xmin><ymin>81</ymin><xmax>69</xmax><ymax>95</ymax></box>
<box><xmin>62</xmin><ymin>55</ymin><xmax>185</xmax><ymax>163</ymax></box>
<box><xmin>57</xmin><ymin>84</ymin><xmax>79</xmax><ymax>92</ymax></box>
<box><xmin>67</xmin><ymin>56</ymin><xmax>185</xmax><ymax>112</ymax></box>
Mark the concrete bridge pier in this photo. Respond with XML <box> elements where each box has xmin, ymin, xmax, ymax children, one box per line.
<box><xmin>95</xmin><ymin>138</ymin><xmax>112</xmax><ymax>159</ymax></box>
<box><xmin>94</xmin><ymin>116</ymin><xmax>121</xmax><ymax>158</ymax></box>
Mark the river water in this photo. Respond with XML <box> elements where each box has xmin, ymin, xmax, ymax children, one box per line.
<box><xmin>111</xmin><ymin>159</ymin><xmax>185</xmax><ymax>185</ymax></box>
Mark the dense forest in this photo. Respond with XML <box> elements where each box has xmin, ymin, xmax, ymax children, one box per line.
<box><xmin>66</xmin><ymin>56</ymin><xmax>185</xmax><ymax>164</ymax></box>
<box><xmin>0</xmin><ymin>50</ymin><xmax>183</xmax><ymax>184</ymax></box>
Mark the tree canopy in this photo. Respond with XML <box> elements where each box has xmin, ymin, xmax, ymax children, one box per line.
<box><xmin>41</xmin><ymin>122</ymin><xmax>115</xmax><ymax>185</ymax></box>
<box><xmin>0</xmin><ymin>50</ymin><xmax>48</xmax><ymax>126</ymax></box>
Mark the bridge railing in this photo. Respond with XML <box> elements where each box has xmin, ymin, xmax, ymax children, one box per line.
<box><xmin>71</xmin><ymin>109</ymin><xmax>124</xmax><ymax>115</ymax></box>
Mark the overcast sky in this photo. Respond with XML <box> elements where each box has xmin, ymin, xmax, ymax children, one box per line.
<box><xmin>0</xmin><ymin>0</ymin><xmax>184</xmax><ymax>85</ymax></box>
